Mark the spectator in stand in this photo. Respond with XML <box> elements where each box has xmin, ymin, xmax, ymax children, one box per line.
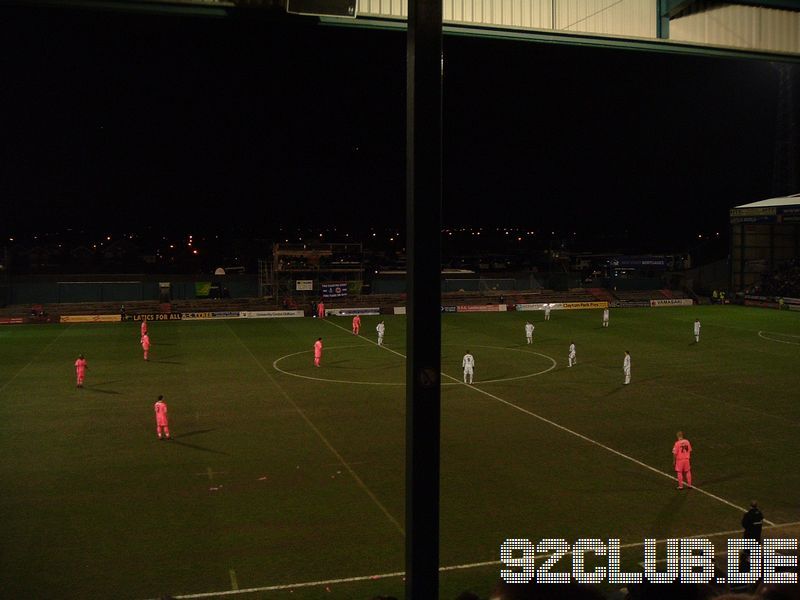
<box><xmin>625</xmin><ymin>583</ymin><xmax>717</xmax><ymax>600</ymax></box>
<box><xmin>756</xmin><ymin>583</ymin><xmax>800</xmax><ymax>600</ymax></box>
<box><xmin>489</xmin><ymin>580</ymin><xmax>606</xmax><ymax>600</ymax></box>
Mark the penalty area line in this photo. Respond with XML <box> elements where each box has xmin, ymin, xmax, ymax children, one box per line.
<box><xmin>142</xmin><ymin>521</ymin><xmax>800</xmax><ymax>599</ymax></box>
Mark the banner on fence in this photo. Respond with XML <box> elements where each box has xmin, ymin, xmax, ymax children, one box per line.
<box><xmin>393</xmin><ymin>306</ymin><xmax>406</xmax><ymax>315</ymax></box>
<box><xmin>181</xmin><ymin>311</ymin><xmax>246</xmax><ymax>320</ymax></box>
<box><xmin>242</xmin><ymin>310</ymin><xmax>304</xmax><ymax>319</ymax></box>
<box><xmin>326</xmin><ymin>307</ymin><xmax>381</xmax><ymax>317</ymax></box>
<box><xmin>60</xmin><ymin>314</ymin><xmax>122</xmax><ymax>323</ymax></box>
<box><xmin>560</xmin><ymin>301</ymin><xmax>608</xmax><ymax>310</ymax></box>
<box><xmin>516</xmin><ymin>301</ymin><xmax>607</xmax><ymax>311</ymax></box>
<box><xmin>126</xmin><ymin>313</ymin><xmax>182</xmax><ymax>321</ymax></box>
<box><xmin>649</xmin><ymin>299</ymin><xmax>693</xmax><ymax>307</ymax></box>
<box><xmin>456</xmin><ymin>304</ymin><xmax>508</xmax><ymax>313</ymax></box>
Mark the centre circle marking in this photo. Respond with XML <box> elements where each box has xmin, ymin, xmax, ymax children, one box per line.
<box><xmin>273</xmin><ymin>343</ymin><xmax>557</xmax><ymax>386</ymax></box>
<box><xmin>758</xmin><ymin>330</ymin><xmax>800</xmax><ymax>345</ymax></box>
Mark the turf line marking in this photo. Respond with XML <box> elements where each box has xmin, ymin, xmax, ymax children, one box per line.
<box><xmin>144</xmin><ymin>521</ymin><xmax>800</xmax><ymax>599</ymax></box>
<box><xmin>228</xmin><ymin>569</ymin><xmax>239</xmax><ymax>591</ymax></box>
<box><xmin>759</xmin><ymin>330</ymin><xmax>800</xmax><ymax>345</ymax></box>
<box><xmin>323</xmin><ymin>319</ymin><xmax>774</xmax><ymax>525</ymax></box>
<box><xmin>224</xmin><ymin>324</ymin><xmax>405</xmax><ymax>537</ymax></box>
<box><xmin>0</xmin><ymin>325</ymin><xmax>70</xmax><ymax>395</ymax></box>
<box><xmin>634</xmin><ymin>521</ymin><xmax>800</xmax><ymax>565</ymax></box>
<box><xmin>273</xmin><ymin>344</ymin><xmax>556</xmax><ymax>386</ymax></box>
<box><xmin>197</xmin><ymin>467</ymin><xmax>227</xmax><ymax>481</ymax></box>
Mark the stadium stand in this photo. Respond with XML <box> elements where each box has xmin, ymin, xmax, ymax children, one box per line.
<box><xmin>0</xmin><ymin>286</ymin><xmax>692</xmax><ymax>322</ymax></box>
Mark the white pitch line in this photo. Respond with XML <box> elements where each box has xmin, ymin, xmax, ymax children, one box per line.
<box><xmin>0</xmin><ymin>325</ymin><xmax>71</xmax><ymax>395</ymax></box>
<box><xmin>272</xmin><ymin>344</ymin><xmax>556</xmax><ymax>386</ymax></box>
<box><xmin>273</xmin><ymin>347</ymin><xmax>403</xmax><ymax>386</ymax></box>
<box><xmin>323</xmin><ymin>319</ymin><xmax>775</xmax><ymax>525</ymax></box>
<box><xmin>759</xmin><ymin>330</ymin><xmax>800</xmax><ymax>345</ymax></box>
<box><xmin>224</xmin><ymin>324</ymin><xmax>405</xmax><ymax>537</ymax></box>
<box><xmin>142</xmin><ymin>521</ymin><xmax>800</xmax><ymax>599</ymax></box>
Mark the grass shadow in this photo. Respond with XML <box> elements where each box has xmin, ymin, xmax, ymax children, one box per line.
<box><xmin>604</xmin><ymin>386</ymin><xmax>626</xmax><ymax>396</ymax></box>
<box><xmin>173</xmin><ymin>429</ymin><xmax>217</xmax><ymax>439</ymax></box>
<box><xmin>85</xmin><ymin>387</ymin><xmax>122</xmax><ymax>395</ymax></box>
<box><xmin>695</xmin><ymin>472</ymin><xmax>744</xmax><ymax>486</ymax></box>
<box><xmin>648</xmin><ymin>487</ymin><xmax>690</xmax><ymax>538</ymax></box>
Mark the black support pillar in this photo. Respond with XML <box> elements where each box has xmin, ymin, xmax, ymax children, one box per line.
<box><xmin>405</xmin><ymin>0</ymin><xmax>443</xmax><ymax>598</ymax></box>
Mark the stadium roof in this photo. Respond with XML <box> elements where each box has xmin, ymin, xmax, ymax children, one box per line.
<box><xmin>734</xmin><ymin>193</ymin><xmax>800</xmax><ymax>209</ymax></box>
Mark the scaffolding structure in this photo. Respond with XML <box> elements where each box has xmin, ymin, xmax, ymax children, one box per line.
<box><xmin>262</xmin><ymin>243</ymin><xmax>364</xmax><ymax>305</ymax></box>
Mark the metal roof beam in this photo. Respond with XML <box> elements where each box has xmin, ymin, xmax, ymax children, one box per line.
<box><xmin>661</xmin><ymin>0</ymin><xmax>699</xmax><ymax>18</ymax></box>
<box><xmin>0</xmin><ymin>0</ymin><xmax>233</xmax><ymax>17</ymax></box>
<box><xmin>723</xmin><ymin>0</ymin><xmax>800</xmax><ymax>11</ymax></box>
<box><xmin>320</xmin><ymin>16</ymin><xmax>800</xmax><ymax>63</ymax></box>
<box><xmin>0</xmin><ymin>0</ymin><xmax>288</xmax><ymax>17</ymax></box>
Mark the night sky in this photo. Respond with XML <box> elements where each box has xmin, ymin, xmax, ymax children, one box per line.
<box><xmin>1</xmin><ymin>4</ymin><xmax>797</xmax><ymax>251</ymax></box>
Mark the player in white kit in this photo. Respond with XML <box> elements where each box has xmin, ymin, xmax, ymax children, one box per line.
<box><xmin>376</xmin><ymin>321</ymin><xmax>385</xmax><ymax>346</ymax></box>
<box><xmin>602</xmin><ymin>308</ymin><xmax>609</xmax><ymax>328</ymax></box>
<box><xmin>462</xmin><ymin>351</ymin><xmax>475</xmax><ymax>384</ymax></box>
<box><xmin>524</xmin><ymin>321</ymin><xmax>534</xmax><ymax>344</ymax></box>
<box><xmin>623</xmin><ymin>350</ymin><xmax>631</xmax><ymax>384</ymax></box>
<box><xmin>544</xmin><ymin>304</ymin><xmax>551</xmax><ymax>320</ymax></box>
<box><xmin>568</xmin><ymin>342</ymin><xmax>576</xmax><ymax>367</ymax></box>
<box><xmin>694</xmin><ymin>318</ymin><xmax>701</xmax><ymax>343</ymax></box>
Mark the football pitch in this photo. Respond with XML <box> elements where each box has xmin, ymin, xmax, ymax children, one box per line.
<box><xmin>1</xmin><ymin>305</ymin><xmax>799</xmax><ymax>599</ymax></box>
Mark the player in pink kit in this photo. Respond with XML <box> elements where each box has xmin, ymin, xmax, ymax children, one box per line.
<box><xmin>141</xmin><ymin>333</ymin><xmax>151</xmax><ymax>361</ymax></box>
<box><xmin>317</xmin><ymin>301</ymin><xmax>325</xmax><ymax>319</ymax></box>
<box><xmin>352</xmin><ymin>315</ymin><xmax>361</xmax><ymax>335</ymax></box>
<box><xmin>314</xmin><ymin>337</ymin><xmax>323</xmax><ymax>367</ymax></box>
<box><xmin>74</xmin><ymin>354</ymin><xmax>87</xmax><ymax>388</ymax></box>
<box><xmin>140</xmin><ymin>319</ymin><xmax>147</xmax><ymax>337</ymax></box>
<box><xmin>672</xmin><ymin>431</ymin><xmax>693</xmax><ymax>489</ymax></box>
<box><xmin>154</xmin><ymin>395</ymin><xmax>170</xmax><ymax>440</ymax></box>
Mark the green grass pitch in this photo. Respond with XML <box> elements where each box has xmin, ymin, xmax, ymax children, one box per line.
<box><xmin>1</xmin><ymin>305</ymin><xmax>799</xmax><ymax>599</ymax></box>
